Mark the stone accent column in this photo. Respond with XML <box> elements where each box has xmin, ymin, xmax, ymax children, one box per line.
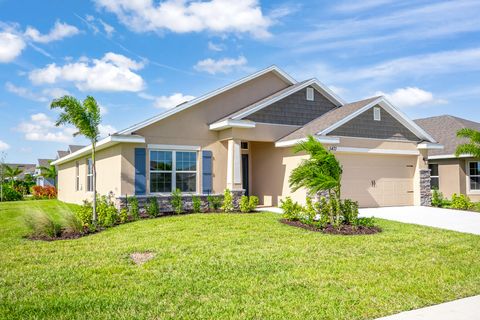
<box><xmin>226</xmin><ymin>139</ymin><xmax>242</xmax><ymax>190</ymax></box>
<box><xmin>419</xmin><ymin>169</ymin><xmax>432</xmax><ymax>206</ymax></box>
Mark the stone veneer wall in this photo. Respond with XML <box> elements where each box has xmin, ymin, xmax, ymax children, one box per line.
<box><xmin>116</xmin><ymin>190</ymin><xmax>245</xmax><ymax>213</ymax></box>
<box><xmin>419</xmin><ymin>169</ymin><xmax>432</xmax><ymax>206</ymax></box>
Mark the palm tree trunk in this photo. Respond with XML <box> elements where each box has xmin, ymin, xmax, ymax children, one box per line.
<box><xmin>92</xmin><ymin>142</ymin><xmax>97</xmax><ymax>224</ymax></box>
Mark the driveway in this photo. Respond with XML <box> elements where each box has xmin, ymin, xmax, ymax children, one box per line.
<box><xmin>359</xmin><ymin>206</ymin><xmax>480</xmax><ymax>235</ymax></box>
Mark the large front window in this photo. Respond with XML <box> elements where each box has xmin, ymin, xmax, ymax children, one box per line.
<box><xmin>150</xmin><ymin>150</ymin><xmax>197</xmax><ymax>193</ymax></box>
<box><xmin>469</xmin><ymin>161</ymin><xmax>480</xmax><ymax>191</ymax></box>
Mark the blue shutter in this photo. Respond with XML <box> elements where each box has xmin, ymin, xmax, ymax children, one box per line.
<box><xmin>134</xmin><ymin>148</ymin><xmax>146</xmax><ymax>195</ymax></box>
<box><xmin>202</xmin><ymin>150</ymin><xmax>213</xmax><ymax>194</ymax></box>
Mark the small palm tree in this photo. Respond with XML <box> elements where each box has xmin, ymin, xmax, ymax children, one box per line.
<box><xmin>455</xmin><ymin>128</ymin><xmax>480</xmax><ymax>158</ymax></box>
<box><xmin>39</xmin><ymin>162</ymin><xmax>57</xmax><ymax>187</ymax></box>
<box><xmin>289</xmin><ymin>135</ymin><xmax>343</xmax><ymax>198</ymax></box>
<box><xmin>51</xmin><ymin>96</ymin><xmax>101</xmax><ymax>223</ymax></box>
<box><xmin>4</xmin><ymin>165</ymin><xmax>23</xmax><ymax>186</ymax></box>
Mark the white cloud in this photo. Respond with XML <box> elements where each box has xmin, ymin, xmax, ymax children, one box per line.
<box><xmin>333</xmin><ymin>0</ymin><xmax>396</xmax><ymax>13</ymax></box>
<box><xmin>5</xmin><ymin>82</ymin><xmax>69</xmax><ymax>102</ymax></box>
<box><xmin>375</xmin><ymin>87</ymin><xmax>447</xmax><ymax>108</ymax></box>
<box><xmin>28</xmin><ymin>52</ymin><xmax>145</xmax><ymax>92</ymax></box>
<box><xmin>194</xmin><ymin>56</ymin><xmax>247</xmax><ymax>74</ymax></box>
<box><xmin>99</xmin><ymin>19</ymin><xmax>115</xmax><ymax>37</ymax></box>
<box><xmin>98</xmin><ymin>124</ymin><xmax>117</xmax><ymax>137</ymax></box>
<box><xmin>17</xmin><ymin>113</ymin><xmax>76</xmax><ymax>142</ymax></box>
<box><xmin>0</xmin><ymin>140</ymin><xmax>10</xmax><ymax>151</ymax></box>
<box><xmin>328</xmin><ymin>85</ymin><xmax>347</xmax><ymax>96</ymax></box>
<box><xmin>99</xmin><ymin>104</ymin><xmax>108</xmax><ymax>115</ymax></box>
<box><xmin>24</xmin><ymin>21</ymin><xmax>80</xmax><ymax>43</ymax></box>
<box><xmin>207</xmin><ymin>41</ymin><xmax>224</xmax><ymax>52</ymax></box>
<box><xmin>153</xmin><ymin>93</ymin><xmax>196</xmax><ymax>109</ymax></box>
<box><xmin>94</xmin><ymin>0</ymin><xmax>272</xmax><ymax>38</ymax></box>
<box><xmin>0</xmin><ymin>32</ymin><xmax>26</xmax><ymax>63</ymax></box>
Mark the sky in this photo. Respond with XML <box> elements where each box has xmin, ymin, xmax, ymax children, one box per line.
<box><xmin>0</xmin><ymin>0</ymin><xmax>479</xmax><ymax>163</ymax></box>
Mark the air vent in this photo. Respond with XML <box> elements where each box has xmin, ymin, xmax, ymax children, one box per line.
<box><xmin>306</xmin><ymin>87</ymin><xmax>314</xmax><ymax>101</ymax></box>
<box><xmin>373</xmin><ymin>107</ymin><xmax>381</xmax><ymax>121</ymax></box>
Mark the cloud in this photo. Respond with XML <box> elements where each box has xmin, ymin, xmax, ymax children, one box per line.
<box><xmin>0</xmin><ymin>140</ymin><xmax>10</xmax><ymax>151</ymax></box>
<box><xmin>24</xmin><ymin>21</ymin><xmax>80</xmax><ymax>43</ymax></box>
<box><xmin>5</xmin><ymin>82</ymin><xmax>69</xmax><ymax>102</ymax></box>
<box><xmin>99</xmin><ymin>19</ymin><xmax>115</xmax><ymax>37</ymax></box>
<box><xmin>28</xmin><ymin>52</ymin><xmax>145</xmax><ymax>92</ymax></box>
<box><xmin>17</xmin><ymin>113</ymin><xmax>76</xmax><ymax>142</ymax></box>
<box><xmin>207</xmin><ymin>41</ymin><xmax>224</xmax><ymax>52</ymax></box>
<box><xmin>98</xmin><ymin>124</ymin><xmax>117</xmax><ymax>137</ymax></box>
<box><xmin>333</xmin><ymin>0</ymin><xmax>396</xmax><ymax>13</ymax></box>
<box><xmin>152</xmin><ymin>93</ymin><xmax>196</xmax><ymax>109</ymax></box>
<box><xmin>0</xmin><ymin>32</ymin><xmax>26</xmax><ymax>63</ymax></box>
<box><xmin>94</xmin><ymin>0</ymin><xmax>272</xmax><ymax>38</ymax></box>
<box><xmin>375</xmin><ymin>87</ymin><xmax>447</xmax><ymax>108</ymax></box>
<box><xmin>194</xmin><ymin>56</ymin><xmax>247</xmax><ymax>74</ymax></box>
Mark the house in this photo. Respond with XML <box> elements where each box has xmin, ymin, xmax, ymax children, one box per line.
<box><xmin>35</xmin><ymin>159</ymin><xmax>55</xmax><ymax>187</ymax></box>
<box><xmin>414</xmin><ymin>115</ymin><xmax>480</xmax><ymax>202</ymax></box>
<box><xmin>52</xmin><ymin>66</ymin><xmax>441</xmax><ymax>208</ymax></box>
<box><xmin>2</xmin><ymin>163</ymin><xmax>36</xmax><ymax>181</ymax></box>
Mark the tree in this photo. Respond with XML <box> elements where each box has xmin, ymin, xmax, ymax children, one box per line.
<box><xmin>4</xmin><ymin>165</ymin><xmax>23</xmax><ymax>186</ymax></box>
<box><xmin>289</xmin><ymin>135</ymin><xmax>343</xmax><ymax>198</ymax></box>
<box><xmin>455</xmin><ymin>128</ymin><xmax>480</xmax><ymax>158</ymax></box>
<box><xmin>51</xmin><ymin>96</ymin><xmax>101</xmax><ymax>223</ymax></box>
<box><xmin>39</xmin><ymin>162</ymin><xmax>57</xmax><ymax>187</ymax></box>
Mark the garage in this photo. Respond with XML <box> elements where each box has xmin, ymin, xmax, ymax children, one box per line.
<box><xmin>338</xmin><ymin>153</ymin><xmax>416</xmax><ymax>207</ymax></box>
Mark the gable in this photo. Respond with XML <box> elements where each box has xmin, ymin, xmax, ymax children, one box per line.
<box><xmin>329</xmin><ymin>105</ymin><xmax>420</xmax><ymax>141</ymax></box>
<box><xmin>244</xmin><ymin>87</ymin><xmax>337</xmax><ymax>126</ymax></box>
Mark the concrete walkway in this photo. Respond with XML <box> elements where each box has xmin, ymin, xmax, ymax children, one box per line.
<box><xmin>359</xmin><ymin>206</ymin><xmax>480</xmax><ymax>235</ymax></box>
<box><xmin>375</xmin><ymin>295</ymin><xmax>480</xmax><ymax>320</ymax></box>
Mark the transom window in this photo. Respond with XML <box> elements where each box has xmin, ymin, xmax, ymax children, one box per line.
<box><xmin>150</xmin><ymin>150</ymin><xmax>197</xmax><ymax>193</ymax></box>
<box><xmin>468</xmin><ymin>161</ymin><xmax>480</xmax><ymax>191</ymax></box>
<box><xmin>429</xmin><ymin>163</ymin><xmax>439</xmax><ymax>190</ymax></box>
<box><xmin>86</xmin><ymin>158</ymin><xmax>93</xmax><ymax>192</ymax></box>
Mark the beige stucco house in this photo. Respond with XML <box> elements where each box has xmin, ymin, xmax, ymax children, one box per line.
<box><xmin>414</xmin><ymin>115</ymin><xmax>480</xmax><ymax>201</ymax></box>
<box><xmin>52</xmin><ymin>66</ymin><xmax>441</xmax><ymax>208</ymax></box>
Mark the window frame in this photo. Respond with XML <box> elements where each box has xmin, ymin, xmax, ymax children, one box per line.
<box><xmin>373</xmin><ymin>107</ymin><xmax>381</xmax><ymax>121</ymax></box>
<box><xmin>429</xmin><ymin>163</ymin><xmax>439</xmax><ymax>190</ymax></box>
<box><xmin>75</xmin><ymin>161</ymin><xmax>80</xmax><ymax>191</ymax></box>
<box><xmin>86</xmin><ymin>158</ymin><xmax>93</xmax><ymax>192</ymax></box>
<box><xmin>306</xmin><ymin>87</ymin><xmax>314</xmax><ymax>101</ymax></box>
<box><xmin>467</xmin><ymin>161</ymin><xmax>480</xmax><ymax>193</ymax></box>
<box><xmin>149</xmin><ymin>149</ymin><xmax>198</xmax><ymax>194</ymax></box>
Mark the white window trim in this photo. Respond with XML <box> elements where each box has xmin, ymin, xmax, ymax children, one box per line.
<box><xmin>306</xmin><ymin>87</ymin><xmax>314</xmax><ymax>101</ymax></box>
<box><xmin>149</xmin><ymin>149</ymin><xmax>198</xmax><ymax>194</ymax></box>
<box><xmin>466</xmin><ymin>161</ymin><xmax>480</xmax><ymax>194</ymax></box>
<box><xmin>373</xmin><ymin>107</ymin><xmax>381</xmax><ymax>121</ymax></box>
<box><xmin>429</xmin><ymin>163</ymin><xmax>439</xmax><ymax>189</ymax></box>
<box><xmin>86</xmin><ymin>158</ymin><xmax>93</xmax><ymax>193</ymax></box>
<box><xmin>75</xmin><ymin>161</ymin><xmax>80</xmax><ymax>191</ymax></box>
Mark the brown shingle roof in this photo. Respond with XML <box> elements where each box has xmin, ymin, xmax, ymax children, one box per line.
<box><xmin>37</xmin><ymin>159</ymin><xmax>54</xmax><ymax>168</ymax></box>
<box><xmin>57</xmin><ymin>150</ymin><xmax>69</xmax><ymax>159</ymax></box>
<box><xmin>277</xmin><ymin>96</ymin><xmax>380</xmax><ymax>142</ymax></box>
<box><xmin>414</xmin><ymin>115</ymin><xmax>480</xmax><ymax>157</ymax></box>
<box><xmin>3</xmin><ymin>163</ymin><xmax>36</xmax><ymax>179</ymax></box>
<box><xmin>69</xmin><ymin>145</ymin><xmax>85</xmax><ymax>153</ymax></box>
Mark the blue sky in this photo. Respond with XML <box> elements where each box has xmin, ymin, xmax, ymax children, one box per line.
<box><xmin>1</xmin><ymin>0</ymin><xmax>479</xmax><ymax>163</ymax></box>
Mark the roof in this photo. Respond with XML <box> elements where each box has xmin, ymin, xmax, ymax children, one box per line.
<box><xmin>277</xmin><ymin>97</ymin><xmax>380</xmax><ymax>143</ymax></box>
<box><xmin>37</xmin><ymin>159</ymin><xmax>54</xmax><ymax>168</ymax></box>
<box><xmin>414</xmin><ymin>115</ymin><xmax>480</xmax><ymax>157</ymax></box>
<box><xmin>69</xmin><ymin>145</ymin><xmax>85</xmax><ymax>153</ymax></box>
<box><xmin>57</xmin><ymin>150</ymin><xmax>69</xmax><ymax>159</ymax></box>
<box><xmin>3</xmin><ymin>163</ymin><xmax>36</xmax><ymax>179</ymax></box>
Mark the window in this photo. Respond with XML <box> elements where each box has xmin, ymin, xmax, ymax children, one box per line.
<box><xmin>86</xmin><ymin>158</ymin><xmax>93</xmax><ymax>192</ymax></box>
<box><xmin>468</xmin><ymin>161</ymin><xmax>480</xmax><ymax>191</ymax></box>
<box><xmin>150</xmin><ymin>150</ymin><xmax>197</xmax><ymax>193</ymax></box>
<box><xmin>429</xmin><ymin>163</ymin><xmax>439</xmax><ymax>190</ymax></box>
<box><xmin>75</xmin><ymin>161</ymin><xmax>80</xmax><ymax>191</ymax></box>
<box><xmin>306</xmin><ymin>87</ymin><xmax>314</xmax><ymax>101</ymax></box>
<box><xmin>241</xmin><ymin>142</ymin><xmax>249</xmax><ymax>150</ymax></box>
<box><xmin>373</xmin><ymin>107</ymin><xmax>381</xmax><ymax>121</ymax></box>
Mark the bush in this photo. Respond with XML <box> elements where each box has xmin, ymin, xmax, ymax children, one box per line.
<box><xmin>171</xmin><ymin>189</ymin><xmax>183</xmax><ymax>214</ymax></box>
<box><xmin>302</xmin><ymin>197</ymin><xmax>317</xmax><ymax>223</ymax></box>
<box><xmin>147</xmin><ymin>197</ymin><xmax>159</xmax><ymax>217</ymax></box>
<box><xmin>31</xmin><ymin>186</ymin><xmax>57</xmax><ymax>199</ymax></box>
<box><xmin>24</xmin><ymin>211</ymin><xmax>62</xmax><ymax>238</ymax></box>
<box><xmin>432</xmin><ymin>189</ymin><xmax>444</xmax><ymax>208</ymax></box>
<box><xmin>280</xmin><ymin>197</ymin><xmax>302</xmax><ymax>221</ymax></box>
<box><xmin>75</xmin><ymin>201</ymin><xmax>93</xmax><ymax>231</ymax></box>
<box><xmin>449</xmin><ymin>193</ymin><xmax>474</xmax><ymax>210</ymax></box>
<box><xmin>207</xmin><ymin>195</ymin><xmax>222</xmax><ymax>211</ymax></box>
<box><xmin>342</xmin><ymin>199</ymin><xmax>359</xmax><ymax>225</ymax></box>
<box><xmin>192</xmin><ymin>195</ymin><xmax>201</xmax><ymax>213</ymax></box>
<box><xmin>239</xmin><ymin>196</ymin><xmax>250</xmax><ymax>213</ymax></box>
<box><xmin>222</xmin><ymin>189</ymin><xmax>234</xmax><ymax>213</ymax></box>
<box><xmin>0</xmin><ymin>184</ymin><xmax>23</xmax><ymax>201</ymax></box>
<box><xmin>249</xmin><ymin>196</ymin><xmax>259</xmax><ymax>211</ymax></box>
<box><xmin>62</xmin><ymin>211</ymin><xmax>84</xmax><ymax>234</ymax></box>
<box><xmin>354</xmin><ymin>217</ymin><xmax>376</xmax><ymax>228</ymax></box>
<box><xmin>128</xmin><ymin>196</ymin><xmax>139</xmax><ymax>220</ymax></box>
<box><xmin>119</xmin><ymin>208</ymin><xmax>129</xmax><ymax>223</ymax></box>
<box><xmin>96</xmin><ymin>196</ymin><xmax>119</xmax><ymax>227</ymax></box>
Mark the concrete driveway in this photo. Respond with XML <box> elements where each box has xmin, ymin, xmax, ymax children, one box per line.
<box><xmin>359</xmin><ymin>206</ymin><xmax>480</xmax><ymax>235</ymax></box>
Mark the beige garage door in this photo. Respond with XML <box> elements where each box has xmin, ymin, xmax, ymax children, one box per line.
<box><xmin>338</xmin><ymin>153</ymin><xmax>416</xmax><ymax>207</ymax></box>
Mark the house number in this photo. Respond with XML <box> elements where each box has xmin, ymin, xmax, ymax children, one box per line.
<box><xmin>329</xmin><ymin>146</ymin><xmax>337</xmax><ymax>151</ymax></box>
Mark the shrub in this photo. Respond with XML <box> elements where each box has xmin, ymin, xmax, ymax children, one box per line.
<box><xmin>0</xmin><ymin>184</ymin><xmax>23</xmax><ymax>201</ymax></box>
<box><xmin>342</xmin><ymin>199</ymin><xmax>359</xmax><ymax>225</ymax></box>
<box><xmin>354</xmin><ymin>217</ymin><xmax>376</xmax><ymax>228</ymax></box>
<box><xmin>128</xmin><ymin>196</ymin><xmax>139</xmax><ymax>220</ymax></box>
<box><xmin>119</xmin><ymin>208</ymin><xmax>129</xmax><ymax>223</ymax></box>
<box><xmin>24</xmin><ymin>211</ymin><xmax>62</xmax><ymax>238</ymax></box>
<box><xmin>450</xmin><ymin>193</ymin><xmax>474</xmax><ymax>210</ymax></box>
<box><xmin>192</xmin><ymin>195</ymin><xmax>202</xmax><ymax>213</ymax></box>
<box><xmin>239</xmin><ymin>196</ymin><xmax>250</xmax><ymax>213</ymax></box>
<box><xmin>97</xmin><ymin>196</ymin><xmax>119</xmax><ymax>227</ymax></box>
<box><xmin>302</xmin><ymin>197</ymin><xmax>317</xmax><ymax>223</ymax></box>
<box><xmin>432</xmin><ymin>189</ymin><xmax>444</xmax><ymax>208</ymax></box>
<box><xmin>280</xmin><ymin>197</ymin><xmax>302</xmax><ymax>221</ymax></box>
<box><xmin>248</xmin><ymin>196</ymin><xmax>259</xmax><ymax>211</ymax></box>
<box><xmin>147</xmin><ymin>197</ymin><xmax>159</xmax><ymax>217</ymax></box>
<box><xmin>75</xmin><ymin>201</ymin><xmax>93</xmax><ymax>231</ymax></box>
<box><xmin>171</xmin><ymin>189</ymin><xmax>183</xmax><ymax>214</ymax></box>
<box><xmin>317</xmin><ymin>197</ymin><xmax>330</xmax><ymax>227</ymax></box>
<box><xmin>222</xmin><ymin>189</ymin><xmax>234</xmax><ymax>213</ymax></box>
<box><xmin>62</xmin><ymin>211</ymin><xmax>84</xmax><ymax>234</ymax></box>
<box><xmin>207</xmin><ymin>195</ymin><xmax>222</xmax><ymax>211</ymax></box>
<box><xmin>31</xmin><ymin>186</ymin><xmax>57</xmax><ymax>199</ymax></box>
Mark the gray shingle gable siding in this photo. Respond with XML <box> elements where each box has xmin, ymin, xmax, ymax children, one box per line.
<box><xmin>329</xmin><ymin>106</ymin><xmax>420</xmax><ymax>141</ymax></box>
<box><xmin>244</xmin><ymin>87</ymin><xmax>337</xmax><ymax>126</ymax></box>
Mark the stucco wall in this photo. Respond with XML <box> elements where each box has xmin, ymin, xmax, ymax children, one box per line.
<box><xmin>432</xmin><ymin>158</ymin><xmax>480</xmax><ymax>202</ymax></box>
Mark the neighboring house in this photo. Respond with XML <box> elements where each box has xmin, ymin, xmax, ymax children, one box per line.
<box><xmin>414</xmin><ymin>115</ymin><xmax>480</xmax><ymax>201</ymax></box>
<box><xmin>52</xmin><ymin>66</ymin><xmax>441</xmax><ymax>208</ymax></box>
<box><xmin>35</xmin><ymin>159</ymin><xmax>55</xmax><ymax>187</ymax></box>
<box><xmin>3</xmin><ymin>163</ymin><xmax>36</xmax><ymax>180</ymax></box>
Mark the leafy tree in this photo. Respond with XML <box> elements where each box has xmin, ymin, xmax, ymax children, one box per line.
<box><xmin>4</xmin><ymin>165</ymin><xmax>23</xmax><ymax>186</ymax></box>
<box><xmin>39</xmin><ymin>162</ymin><xmax>57</xmax><ymax>187</ymax></box>
<box><xmin>455</xmin><ymin>128</ymin><xmax>480</xmax><ymax>158</ymax></box>
<box><xmin>51</xmin><ymin>96</ymin><xmax>101</xmax><ymax>223</ymax></box>
<box><xmin>289</xmin><ymin>135</ymin><xmax>343</xmax><ymax>198</ymax></box>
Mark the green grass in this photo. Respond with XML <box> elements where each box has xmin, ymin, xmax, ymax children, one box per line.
<box><xmin>1</xmin><ymin>200</ymin><xmax>480</xmax><ymax>320</ymax></box>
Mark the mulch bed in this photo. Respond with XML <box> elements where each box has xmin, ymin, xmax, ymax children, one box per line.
<box><xmin>280</xmin><ymin>219</ymin><xmax>382</xmax><ymax>235</ymax></box>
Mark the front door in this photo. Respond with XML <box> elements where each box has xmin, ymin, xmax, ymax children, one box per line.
<box><xmin>242</xmin><ymin>154</ymin><xmax>249</xmax><ymax>196</ymax></box>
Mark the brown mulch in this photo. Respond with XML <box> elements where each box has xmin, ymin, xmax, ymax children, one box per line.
<box><xmin>279</xmin><ymin>219</ymin><xmax>382</xmax><ymax>235</ymax></box>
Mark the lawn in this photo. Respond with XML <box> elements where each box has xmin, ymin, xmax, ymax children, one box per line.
<box><xmin>1</xmin><ymin>200</ymin><xmax>480</xmax><ymax>320</ymax></box>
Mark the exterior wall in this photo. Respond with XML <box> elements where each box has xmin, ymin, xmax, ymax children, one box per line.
<box><xmin>330</xmin><ymin>106</ymin><xmax>420</xmax><ymax>141</ymax></box>
<box><xmin>244</xmin><ymin>87</ymin><xmax>337</xmax><ymax>126</ymax></box>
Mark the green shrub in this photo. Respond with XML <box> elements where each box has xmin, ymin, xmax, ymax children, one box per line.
<box><xmin>354</xmin><ymin>217</ymin><xmax>376</xmax><ymax>228</ymax></box>
<box><xmin>171</xmin><ymin>189</ymin><xmax>183</xmax><ymax>214</ymax></box>
<box><xmin>248</xmin><ymin>196</ymin><xmax>259</xmax><ymax>211</ymax></box>
<box><xmin>1</xmin><ymin>184</ymin><xmax>23</xmax><ymax>201</ymax></box>
<box><xmin>342</xmin><ymin>199</ymin><xmax>358</xmax><ymax>224</ymax></box>
<box><xmin>192</xmin><ymin>195</ymin><xmax>202</xmax><ymax>213</ymax></box>
<box><xmin>302</xmin><ymin>197</ymin><xmax>317</xmax><ymax>223</ymax></box>
<box><xmin>317</xmin><ymin>197</ymin><xmax>330</xmax><ymax>227</ymax></box>
<box><xmin>239</xmin><ymin>196</ymin><xmax>250</xmax><ymax>213</ymax></box>
<box><xmin>24</xmin><ymin>211</ymin><xmax>62</xmax><ymax>238</ymax></box>
<box><xmin>432</xmin><ymin>189</ymin><xmax>444</xmax><ymax>208</ymax></box>
<box><xmin>97</xmin><ymin>196</ymin><xmax>119</xmax><ymax>227</ymax></box>
<box><xmin>75</xmin><ymin>201</ymin><xmax>93</xmax><ymax>231</ymax></box>
<box><xmin>207</xmin><ymin>195</ymin><xmax>222</xmax><ymax>211</ymax></box>
<box><xmin>222</xmin><ymin>189</ymin><xmax>234</xmax><ymax>213</ymax></box>
<box><xmin>280</xmin><ymin>197</ymin><xmax>302</xmax><ymax>221</ymax></box>
<box><xmin>450</xmin><ymin>193</ymin><xmax>474</xmax><ymax>210</ymax></box>
<box><xmin>128</xmin><ymin>196</ymin><xmax>139</xmax><ymax>220</ymax></box>
<box><xmin>147</xmin><ymin>197</ymin><xmax>159</xmax><ymax>217</ymax></box>
<box><xmin>119</xmin><ymin>208</ymin><xmax>129</xmax><ymax>223</ymax></box>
